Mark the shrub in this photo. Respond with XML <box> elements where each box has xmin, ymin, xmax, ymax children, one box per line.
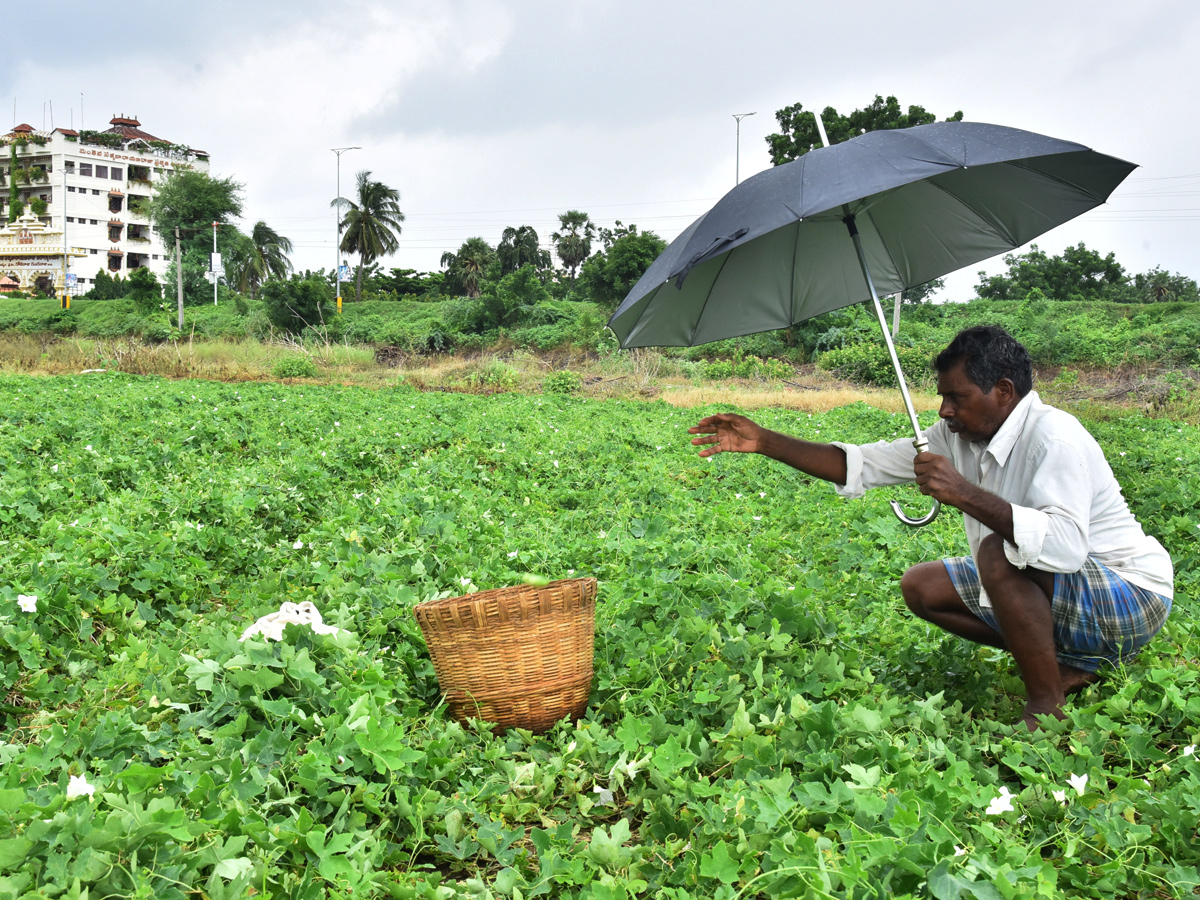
<box><xmin>543</xmin><ymin>370</ymin><xmax>582</xmax><ymax>394</ymax></box>
<box><xmin>260</xmin><ymin>275</ymin><xmax>333</xmax><ymax>334</ymax></box>
<box><xmin>703</xmin><ymin>360</ymin><xmax>733</xmax><ymax>380</ymax></box>
<box><xmin>272</xmin><ymin>354</ymin><xmax>319</xmax><ymax>379</ymax></box>
<box><xmin>817</xmin><ymin>340</ymin><xmax>936</xmax><ymax>387</ymax></box>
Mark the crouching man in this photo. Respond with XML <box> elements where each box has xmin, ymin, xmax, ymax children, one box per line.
<box><xmin>689</xmin><ymin>325</ymin><xmax>1173</xmax><ymax>730</ymax></box>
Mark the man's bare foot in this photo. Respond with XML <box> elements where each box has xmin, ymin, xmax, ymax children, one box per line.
<box><xmin>1057</xmin><ymin>663</ymin><xmax>1101</xmax><ymax>696</ymax></box>
<box><xmin>1017</xmin><ymin>701</ymin><xmax>1067</xmax><ymax>732</ymax></box>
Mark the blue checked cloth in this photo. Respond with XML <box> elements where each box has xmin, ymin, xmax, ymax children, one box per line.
<box><xmin>943</xmin><ymin>555</ymin><xmax>1171</xmax><ymax>673</ymax></box>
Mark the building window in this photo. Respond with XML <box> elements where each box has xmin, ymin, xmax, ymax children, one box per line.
<box><xmin>90</xmin><ymin>219</ymin><xmax>98</xmax><ymax>225</ymax></box>
<box><xmin>67</xmin><ymin>185</ymin><xmax>76</xmax><ymax>192</ymax></box>
<box><xmin>79</xmin><ymin>163</ymin><xmax>92</xmax><ymax>176</ymax></box>
<box><xmin>66</xmin><ymin>216</ymin><xmax>75</xmax><ymax>223</ymax></box>
<box><xmin>90</xmin><ymin>249</ymin><xmax>98</xmax><ymax>254</ymax></box>
<box><xmin>152</xmin><ymin>254</ymin><xmax>159</xmax><ymax>260</ymax></box>
<box><xmin>96</xmin><ymin>165</ymin><xmax>108</xmax><ymax>179</ymax></box>
<box><xmin>64</xmin><ymin>161</ymin><xmax>75</xmax><ymax>172</ymax></box>
<box><xmin>110</xmin><ymin>167</ymin><xmax>123</xmax><ymax>180</ymax></box>
<box><xmin>92</xmin><ymin>189</ymin><xmax>100</xmax><ymax>195</ymax></box>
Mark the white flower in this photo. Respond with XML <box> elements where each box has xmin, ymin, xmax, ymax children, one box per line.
<box><xmin>598</xmin><ymin>531</ymin><xmax>606</xmax><ymax>539</ymax></box>
<box><xmin>954</xmin><ymin>845</ymin><xmax>967</xmax><ymax>857</ymax></box>
<box><xmin>508</xmin><ymin>551</ymin><xmax>519</xmax><ymax>558</ymax></box>
<box><xmin>460</xmin><ymin>577</ymin><xmax>472</xmax><ymax>587</ymax></box>
<box><xmin>759</xmin><ymin>492</ymin><xmax>766</xmax><ymax>498</ymax></box>
<box><xmin>1183</xmin><ymin>745</ymin><xmax>1196</xmax><ymax>757</ymax></box>
<box><xmin>735</xmin><ymin>493</ymin><xmax>743</xmax><ymax>499</ymax></box>
<box><xmin>567</xmin><ymin>741</ymin><xmax>577</xmax><ymax>752</ymax></box>
<box><xmin>592</xmin><ymin>785</ymin><xmax>615</xmax><ymax>806</ymax></box>
<box><xmin>1067</xmin><ymin>773</ymin><xmax>1088</xmax><ymax>795</ymax></box>
<box><xmin>753</xmin><ymin>516</ymin><xmax>762</xmax><ymax>521</ymax></box>
<box><xmin>553</xmin><ymin>460</ymin><xmax>559</xmax><ymax>468</ymax></box>
<box><xmin>334</xmin><ymin>421</ymin><xmax>340</xmax><ymax>427</ymax></box>
<box><xmin>51</xmin><ymin>464</ymin><xmax>58</xmax><ymax>473</ymax></box>
<box><xmin>66</xmin><ymin>774</ymin><xmax>96</xmax><ymax>800</ymax></box>
<box><xmin>293</xmin><ymin>540</ymin><xmax>304</xmax><ymax>550</ymax></box>
<box><xmin>17</xmin><ymin>594</ymin><xmax>37</xmax><ymax>613</ymax></box>
<box><xmin>984</xmin><ymin>786</ymin><xmax>1015</xmax><ymax>815</ymax></box>
<box><xmin>1052</xmin><ymin>789</ymin><xmax>1067</xmax><ymax>804</ymax></box>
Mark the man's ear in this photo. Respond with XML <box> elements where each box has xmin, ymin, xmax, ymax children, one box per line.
<box><xmin>994</xmin><ymin>377</ymin><xmax>1018</xmax><ymax>406</ymax></box>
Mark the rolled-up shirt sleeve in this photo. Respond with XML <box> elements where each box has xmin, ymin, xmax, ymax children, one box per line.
<box><xmin>830</xmin><ymin>438</ymin><xmax>921</xmax><ymax>499</ymax></box>
<box><xmin>1003</xmin><ymin>439</ymin><xmax>1090</xmax><ymax>573</ymax></box>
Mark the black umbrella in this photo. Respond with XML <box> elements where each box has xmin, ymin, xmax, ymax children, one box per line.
<box><xmin>608</xmin><ymin>120</ymin><xmax>1136</xmax><ymax>525</ymax></box>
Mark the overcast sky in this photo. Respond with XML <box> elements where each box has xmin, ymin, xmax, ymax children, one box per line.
<box><xmin>8</xmin><ymin>0</ymin><xmax>1198</xmax><ymax>301</ymax></box>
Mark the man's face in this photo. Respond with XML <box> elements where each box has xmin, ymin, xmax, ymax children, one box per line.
<box><xmin>937</xmin><ymin>360</ymin><xmax>1011</xmax><ymax>443</ymax></box>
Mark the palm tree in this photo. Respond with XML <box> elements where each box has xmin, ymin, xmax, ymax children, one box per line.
<box><xmin>333</xmin><ymin>171</ymin><xmax>405</xmax><ymax>302</ymax></box>
<box><xmin>551</xmin><ymin>210</ymin><xmax>595</xmax><ymax>284</ymax></box>
<box><xmin>440</xmin><ymin>237</ymin><xmax>496</xmax><ymax>299</ymax></box>
<box><xmin>498</xmin><ymin>225</ymin><xmax>551</xmax><ymax>276</ymax></box>
<box><xmin>1143</xmin><ymin>268</ymin><xmax>1176</xmax><ymax>303</ymax></box>
<box><xmin>236</xmin><ymin>221</ymin><xmax>293</xmax><ymax>297</ymax></box>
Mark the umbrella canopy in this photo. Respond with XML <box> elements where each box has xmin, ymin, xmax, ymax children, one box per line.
<box><xmin>609</xmin><ymin>122</ymin><xmax>1136</xmax><ymax>348</ymax></box>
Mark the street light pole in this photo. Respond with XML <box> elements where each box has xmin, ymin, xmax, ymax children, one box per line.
<box><xmin>331</xmin><ymin>146</ymin><xmax>360</xmax><ymax>313</ymax></box>
<box><xmin>732</xmin><ymin>112</ymin><xmax>756</xmax><ymax>185</ymax></box>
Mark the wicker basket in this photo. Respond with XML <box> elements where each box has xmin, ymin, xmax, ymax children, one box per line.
<box><xmin>414</xmin><ymin>577</ymin><xmax>597</xmax><ymax>733</ymax></box>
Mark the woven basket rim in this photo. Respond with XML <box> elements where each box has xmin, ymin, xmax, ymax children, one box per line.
<box><xmin>414</xmin><ymin>575</ymin><xmax>597</xmax><ymax>615</ymax></box>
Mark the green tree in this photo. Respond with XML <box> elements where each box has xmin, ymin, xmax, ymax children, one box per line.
<box><xmin>440</xmin><ymin>237</ymin><xmax>497</xmax><ymax>299</ymax></box>
<box><xmin>260</xmin><ymin>274</ymin><xmax>334</xmax><ymax>334</ymax></box>
<box><xmin>551</xmin><ymin>210</ymin><xmax>595</xmax><ymax>284</ymax></box>
<box><xmin>497</xmin><ymin>225</ymin><xmax>551</xmax><ymax>276</ymax></box>
<box><xmin>83</xmin><ymin>269</ymin><xmax>124</xmax><ymax>301</ymax></box>
<box><xmin>127</xmin><ymin>267</ymin><xmax>162</xmax><ymax>314</ymax></box>
<box><xmin>333</xmin><ymin>170</ymin><xmax>405</xmax><ymax>303</ymax></box>
<box><xmin>1133</xmin><ymin>267</ymin><xmax>1199</xmax><ymax>304</ymax></box>
<box><xmin>766</xmin><ymin>95</ymin><xmax>964</xmax><ymax>166</ymax></box>
<box><xmin>375</xmin><ymin>268</ymin><xmax>444</xmax><ymax>298</ymax></box>
<box><xmin>973</xmin><ymin>243</ymin><xmax>1133</xmax><ymax>302</ymax></box>
<box><xmin>578</xmin><ymin>224</ymin><xmax>667</xmax><ymax>309</ymax></box>
<box><xmin>145</xmin><ymin>170</ymin><xmax>244</xmax><ymax>258</ymax></box>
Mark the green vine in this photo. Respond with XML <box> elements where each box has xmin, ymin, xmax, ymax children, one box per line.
<box><xmin>7</xmin><ymin>142</ymin><xmax>17</xmax><ymax>223</ymax></box>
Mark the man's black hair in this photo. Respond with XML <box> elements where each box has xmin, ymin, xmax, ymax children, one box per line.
<box><xmin>935</xmin><ymin>325</ymin><xmax>1033</xmax><ymax>396</ymax></box>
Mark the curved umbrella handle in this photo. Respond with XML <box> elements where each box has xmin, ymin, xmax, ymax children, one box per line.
<box><xmin>890</xmin><ymin>497</ymin><xmax>940</xmax><ymax>527</ymax></box>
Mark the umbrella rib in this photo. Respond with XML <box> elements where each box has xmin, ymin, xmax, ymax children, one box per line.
<box><xmin>923</xmin><ymin>175</ymin><xmax>1019</xmax><ymax>247</ymax></box>
<box><xmin>687</xmin><ymin>249</ymin><xmax>737</xmax><ymax>345</ymax></box>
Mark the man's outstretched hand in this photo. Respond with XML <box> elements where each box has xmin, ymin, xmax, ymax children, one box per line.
<box><xmin>688</xmin><ymin>413</ymin><xmax>764</xmax><ymax>457</ymax></box>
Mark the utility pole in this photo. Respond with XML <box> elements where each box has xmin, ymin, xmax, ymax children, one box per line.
<box><xmin>331</xmin><ymin>146</ymin><xmax>360</xmax><ymax>313</ymax></box>
<box><xmin>175</xmin><ymin>226</ymin><xmax>183</xmax><ymax>329</ymax></box>
<box><xmin>61</xmin><ymin>164</ymin><xmax>69</xmax><ymax>309</ymax></box>
<box><xmin>733</xmin><ymin>112</ymin><xmax>756</xmax><ymax>185</ymax></box>
<box><xmin>211</xmin><ymin>221</ymin><xmax>220</xmax><ymax>306</ymax></box>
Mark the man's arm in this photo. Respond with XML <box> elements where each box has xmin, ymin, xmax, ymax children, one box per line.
<box><xmin>689</xmin><ymin>413</ymin><xmax>848</xmax><ymax>484</ymax></box>
<box><xmin>913</xmin><ymin>451</ymin><xmax>1016</xmax><ymax>543</ymax></box>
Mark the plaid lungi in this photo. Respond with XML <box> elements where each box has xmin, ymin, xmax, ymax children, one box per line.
<box><xmin>943</xmin><ymin>555</ymin><xmax>1171</xmax><ymax>673</ymax></box>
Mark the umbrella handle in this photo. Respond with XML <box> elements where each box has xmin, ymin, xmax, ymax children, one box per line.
<box><xmin>890</xmin><ymin>497</ymin><xmax>941</xmax><ymax>527</ymax></box>
<box><xmin>891</xmin><ymin>435</ymin><xmax>940</xmax><ymax>527</ymax></box>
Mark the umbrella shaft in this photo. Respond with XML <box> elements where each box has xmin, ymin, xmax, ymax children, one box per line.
<box><xmin>844</xmin><ymin>215</ymin><xmax>925</xmax><ymax>444</ymax></box>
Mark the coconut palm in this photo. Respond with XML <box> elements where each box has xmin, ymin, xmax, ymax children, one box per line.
<box><xmin>440</xmin><ymin>237</ymin><xmax>496</xmax><ymax>299</ymax></box>
<box><xmin>1143</xmin><ymin>268</ymin><xmax>1176</xmax><ymax>303</ymax></box>
<box><xmin>333</xmin><ymin>171</ymin><xmax>405</xmax><ymax>302</ymax></box>
<box><xmin>234</xmin><ymin>221</ymin><xmax>294</xmax><ymax>297</ymax></box>
<box><xmin>498</xmin><ymin>225</ymin><xmax>551</xmax><ymax>276</ymax></box>
<box><xmin>551</xmin><ymin>210</ymin><xmax>595</xmax><ymax>284</ymax></box>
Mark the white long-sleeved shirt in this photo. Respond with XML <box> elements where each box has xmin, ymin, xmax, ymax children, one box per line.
<box><xmin>831</xmin><ymin>391</ymin><xmax>1173</xmax><ymax>607</ymax></box>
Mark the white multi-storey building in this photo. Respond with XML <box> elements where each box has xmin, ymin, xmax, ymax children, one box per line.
<box><xmin>0</xmin><ymin>115</ymin><xmax>209</xmax><ymax>293</ymax></box>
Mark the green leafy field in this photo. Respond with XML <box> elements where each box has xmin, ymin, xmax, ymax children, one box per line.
<box><xmin>1</xmin><ymin>374</ymin><xmax>1198</xmax><ymax>899</ymax></box>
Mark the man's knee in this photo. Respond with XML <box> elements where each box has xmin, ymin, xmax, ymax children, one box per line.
<box><xmin>975</xmin><ymin>533</ymin><xmax>1012</xmax><ymax>588</ymax></box>
<box><xmin>901</xmin><ymin>562</ymin><xmax>941</xmax><ymax>619</ymax></box>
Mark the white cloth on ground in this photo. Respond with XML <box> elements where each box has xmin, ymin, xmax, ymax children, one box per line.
<box><xmin>240</xmin><ymin>601</ymin><xmax>340</xmax><ymax>642</ymax></box>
